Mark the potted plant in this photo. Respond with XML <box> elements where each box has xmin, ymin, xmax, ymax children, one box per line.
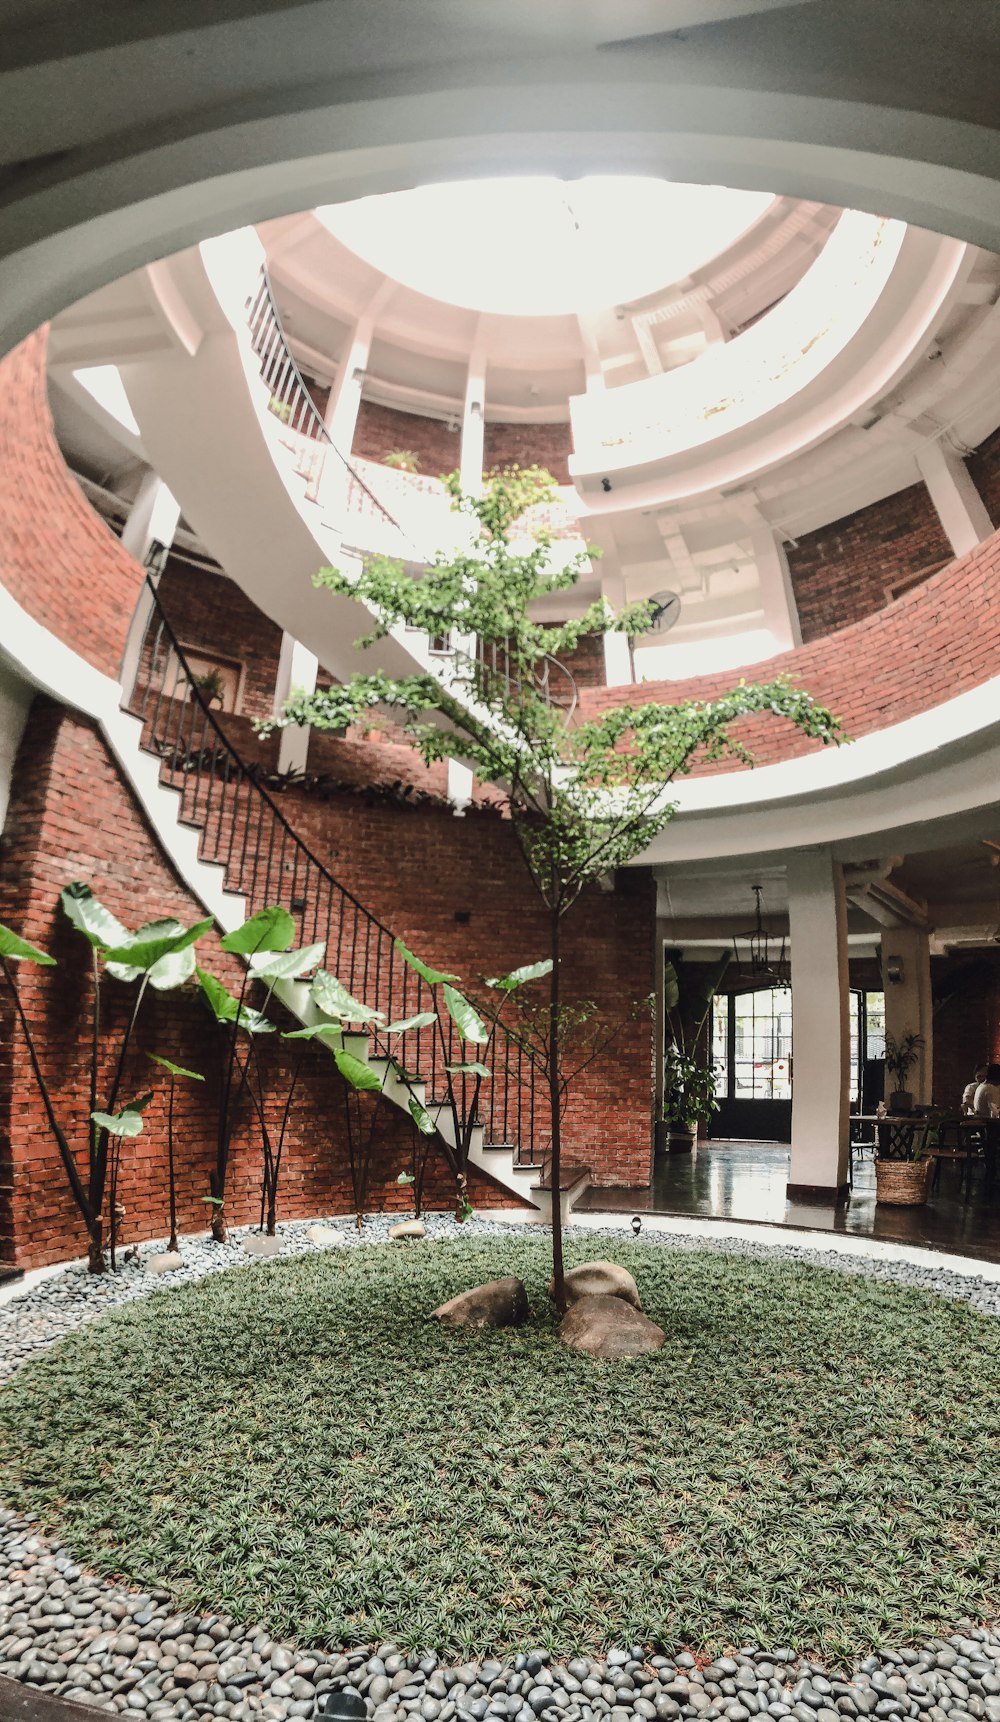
<box><xmin>874</xmin><ymin>1109</ymin><xmax>934</xmax><ymax>1205</ymax></box>
<box><xmin>657</xmin><ymin>952</ymin><xmax>729</xmax><ymax>1153</ymax></box>
<box><xmin>383</xmin><ymin>449</ymin><xmax>420</xmax><ymax>472</ymax></box>
<box><xmin>884</xmin><ymin>1030</ymin><xmax>924</xmax><ymax>1112</ymax></box>
<box><xmin>660</xmin><ymin>1046</ymin><xmax>719</xmax><ymax>1152</ymax></box>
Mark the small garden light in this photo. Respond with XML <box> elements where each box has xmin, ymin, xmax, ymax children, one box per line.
<box><xmin>317</xmin><ymin>1693</ymin><xmax>367</xmax><ymax>1722</ymax></box>
<box><xmin>631</xmin><ymin>1214</ymin><xmax>642</xmax><ymax>1237</ymax></box>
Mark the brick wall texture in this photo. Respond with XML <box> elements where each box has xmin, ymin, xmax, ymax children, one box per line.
<box><xmin>0</xmin><ymin>701</ymin><xmax>552</xmax><ymax>1271</ymax></box>
<box><xmin>0</xmin><ymin>330</ymin><xmax>147</xmax><ymax>678</ymax></box>
<box><xmin>786</xmin><ymin>480</ymin><xmax>953</xmax><ymax>643</ymax></box>
<box><xmin>157</xmin><ymin>558</ymin><xmax>285</xmax><ymax>723</ymax></box>
<box><xmin>352</xmin><ymin>400</ymin><xmax>461</xmax><ymax>476</ymax></box>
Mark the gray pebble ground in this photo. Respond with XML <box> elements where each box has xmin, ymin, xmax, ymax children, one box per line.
<box><xmin>1</xmin><ymin>1214</ymin><xmax>999</xmax><ymax>1720</ymax></box>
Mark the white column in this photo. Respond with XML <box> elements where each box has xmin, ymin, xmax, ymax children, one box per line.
<box><xmin>750</xmin><ymin>525</ymin><xmax>802</xmax><ymax>650</ymax></box>
<box><xmin>881</xmin><ymin>927</ymin><xmax>934</xmax><ymax>1104</ymax></box>
<box><xmin>787</xmin><ymin>849</ymin><xmax>851</xmax><ymax>1196</ymax></box>
<box><xmin>916</xmin><ymin>443</ymin><xmax>994</xmax><ymax>556</ymax></box>
<box><xmin>120</xmin><ymin>469</ymin><xmax>181</xmax><ymax>568</ymax></box>
<box><xmin>118</xmin><ymin>470</ymin><xmax>181</xmax><ymax>692</ymax></box>
<box><xmin>598</xmin><ymin>571</ymin><xmax>634</xmax><ymax>687</ymax></box>
<box><xmin>0</xmin><ymin>659</ymin><xmax>31</xmax><ymax>836</ymax></box>
<box><xmin>323</xmin><ymin>314</ymin><xmax>374</xmax><ymax>452</ymax></box>
<box><xmin>273</xmin><ymin>635</ymin><xmax>318</xmax><ymax>777</ymax></box>
<box><xmin>460</xmin><ymin>340</ymin><xmax>487</xmax><ymax>497</ymax></box>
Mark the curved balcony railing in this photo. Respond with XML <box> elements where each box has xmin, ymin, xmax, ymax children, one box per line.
<box><xmin>123</xmin><ymin>576</ymin><xmax>544</xmax><ymax>1170</ymax></box>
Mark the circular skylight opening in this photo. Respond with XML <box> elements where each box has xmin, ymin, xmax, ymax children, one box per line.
<box><xmin>317</xmin><ymin>178</ymin><xmax>774</xmax><ymax>318</ymax></box>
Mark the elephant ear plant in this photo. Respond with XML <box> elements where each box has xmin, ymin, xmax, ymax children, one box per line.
<box><xmin>197</xmin><ymin>905</ymin><xmax>325</xmax><ymax>1241</ymax></box>
<box><xmin>60</xmin><ymin>882</ymin><xmax>211</xmax><ymax>1271</ymax></box>
<box><xmin>0</xmin><ymin>891</ymin><xmax>209</xmax><ymax>1273</ymax></box>
<box><xmin>147</xmin><ymin>1054</ymin><xmax>204</xmax><ymax>1254</ymax></box>
<box><xmin>285</xmin><ymin>969</ymin><xmax>438</xmax><ymax>1229</ymax></box>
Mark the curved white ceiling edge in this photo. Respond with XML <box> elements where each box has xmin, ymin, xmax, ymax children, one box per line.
<box><xmin>571</xmin><ymin>225</ymin><xmax>970</xmax><ymax>503</ymax></box>
<box><xmin>5</xmin><ymin>65</ymin><xmax>1000</xmax><ymax>360</ymax></box>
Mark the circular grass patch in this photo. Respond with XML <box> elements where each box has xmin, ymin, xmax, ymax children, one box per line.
<box><xmin>1</xmin><ymin>1234</ymin><xmax>998</xmax><ymax>1660</ymax></box>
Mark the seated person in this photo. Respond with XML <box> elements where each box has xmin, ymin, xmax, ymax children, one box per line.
<box><xmin>972</xmin><ymin>1062</ymin><xmax>1000</xmax><ymax>1118</ymax></box>
<box><xmin>963</xmin><ymin>1064</ymin><xmax>987</xmax><ymax>1112</ymax></box>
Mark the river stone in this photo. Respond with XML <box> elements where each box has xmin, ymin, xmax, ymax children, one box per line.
<box><xmin>388</xmin><ymin>1219</ymin><xmax>427</xmax><ymax>1240</ymax></box>
<box><xmin>243</xmin><ymin>1234</ymin><xmax>281</xmax><ymax>1258</ymax></box>
<box><xmin>559</xmin><ymin>1293</ymin><xmax>665</xmax><ymax>1357</ymax></box>
<box><xmin>147</xmin><ymin>1251</ymin><xmax>183</xmax><ymax>1275</ymax></box>
<box><xmin>304</xmin><ymin>1224</ymin><xmax>348</xmax><ymax>1246</ymax></box>
<box><xmin>550</xmin><ymin>1261</ymin><xmax>642</xmax><ymax>1310</ymax></box>
<box><xmin>431</xmin><ymin>1276</ymin><xmax>529</xmax><ymax>1329</ymax></box>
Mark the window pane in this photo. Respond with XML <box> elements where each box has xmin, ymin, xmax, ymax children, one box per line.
<box><xmin>731</xmin><ymin>987</ymin><xmax>792</xmax><ymax>1098</ymax></box>
<box><xmin>712</xmin><ymin>996</ymin><xmax>729</xmax><ymax>1097</ymax></box>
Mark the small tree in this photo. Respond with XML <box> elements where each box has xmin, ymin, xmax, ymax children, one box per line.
<box><xmin>270</xmin><ymin>467</ymin><xmax>844</xmax><ymax>1307</ymax></box>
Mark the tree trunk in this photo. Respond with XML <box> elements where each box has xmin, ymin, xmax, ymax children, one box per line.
<box><xmin>167</xmin><ymin>1080</ymin><xmax>178</xmax><ymax>1254</ymax></box>
<box><xmin>548</xmin><ymin>903</ymin><xmax>566</xmax><ymax>1311</ymax></box>
<box><xmin>87</xmin><ymin>1220</ymin><xmax>105</xmax><ymax>1275</ymax></box>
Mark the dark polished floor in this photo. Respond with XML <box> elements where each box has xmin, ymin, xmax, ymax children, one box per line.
<box><xmin>578</xmin><ymin>1140</ymin><xmax>1000</xmax><ymax>1264</ymax></box>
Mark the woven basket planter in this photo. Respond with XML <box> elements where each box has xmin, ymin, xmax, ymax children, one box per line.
<box><xmin>875</xmin><ymin>1157</ymin><xmax>933</xmax><ymax>1206</ymax></box>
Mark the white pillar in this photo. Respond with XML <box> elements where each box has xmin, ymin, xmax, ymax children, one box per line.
<box><xmin>599</xmin><ymin>572</ymin><xmax>635</xmax><ymax>686</ymax></box>
<box><xmin>460</xmin><ymin>343</ymin><xmax>487</xmax><ymax>497</ymax></box>
<box><xmin>916</xmin><ymin>443</ymin><xmax>994</xmax><ymax>557</ymax></box>
<box><xmin>0</xmin><ymin>658</ymin><xmax>31</xmax><ymax>836</ymax></box>
<box><xmin>118</xmin><ymin>470</ymin><xmax>181</xmax><ymax>692</ymax></box>
<box><xmin>120</xmin><ymin>469</ymin><xmax>181</xmax><ymax>568</ymax></box>
<box><xmin>273</xmin><ymin>634</ymin><xmax>318</xmax><ymax>777</ymax></box>
<box><xmin>881</xmin><ymin>927</ymin><xmax>934</xmax><ymax>1104</ymax></box>
<box><xmin>750</xmin><ymin>525</ymin><xmax>802</xmax><ymax>650</ymax></box>
<box><xmin>787</xmin><ymin>849</ymin><xmax>851</xmax><ymax>1196</ymax></box>
<box><xmin>323</xmin><ymin>314</ymin><xmax>374</xmax><ymax>453</ymax></box>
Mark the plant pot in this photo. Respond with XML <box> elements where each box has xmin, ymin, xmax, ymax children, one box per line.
<box><xmin>889</xmin><ymin>1089</ymin><xmax>913</xmax><ymax>1112</ymax></box>
<box><xmin>875</xmin><ymin>1157</ymin><xmax>933</xmax><ymax>1205</ymax></box>
<box><xmin>667</xmin><ymin>1125</ymin><xmax>697</xmax><ymax>1154</ymax></box>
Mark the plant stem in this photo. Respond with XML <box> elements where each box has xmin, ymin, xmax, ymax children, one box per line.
<box><xmin>167</xmin><ymin>1077</ymin><xmax>178</xmax><ymax>1254</ymax></box>
<box><xmin>548</xmin><ymin>898</ymin><xmax>565</xmax><ymax>1311</ymax></box>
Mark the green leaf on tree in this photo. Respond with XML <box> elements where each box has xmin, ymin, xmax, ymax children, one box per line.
<box><xmin>394</xmin><ymin>938</ymin><xmax>459</xmax><ymax>986</ymax></box>
<box><xmin>486</xmin><ymin>959</ymin><xmax>553</xmax><ymax>991</ymax></box>
<box><xmin>220</xmin><ymin>906</ymin><xmax>295</xmax><ymax>956</ymax></box>
<box><xmin>442</xmin><ymin>984</ymin><xmax>489</xmax><ymax>1044</ymax></box>
<box><xmin>60</xmin><ymin>882</ymin><xmax>128</xmax><ymax>951</ymax></box>
<box><xmin>148</xmin><ymin>1053</ymin><xmax>204</xmax><ymax>1082</ymax></box>
<box><xmin>333</xmin><ymin>1048</ymin><xmax>383</xmax><ymax>1093</ymax></box>
<box><xmin>408</xmin><ymin>1096</ymin><xmax>437</xmax><ymax>1135</ymax></box>
<box><xmin>311</xmin><ymin>970</ymin><xmax>384</xmax><ymax>1023</ymax></box>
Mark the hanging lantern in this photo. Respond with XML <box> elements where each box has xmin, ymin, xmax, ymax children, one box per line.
<box><xmin>733</xmin><ymin>885</ymin><xmax>788</xmax><ymax>986</ymax></box>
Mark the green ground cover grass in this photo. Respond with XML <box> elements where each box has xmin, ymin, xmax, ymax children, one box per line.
<box><xmin>1</xmin><ymin>1235</ymin><xmax>998</xmax><ymax>1660</ymax></box>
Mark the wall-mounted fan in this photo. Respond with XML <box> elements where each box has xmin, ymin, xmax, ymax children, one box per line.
<box><xmin>646</xmin><ymin>590</ymin><xmax>682</xmax><ymax>636</ymax></box>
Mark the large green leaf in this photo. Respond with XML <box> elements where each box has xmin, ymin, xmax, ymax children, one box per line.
<box><xmin>445</xmin><ymin>1061</ymin><xmax>491</xmax><ymax>1079</ymax></box>
<box><xmin>220</xmin><ymin>906</ymin><xmax>295</xmax><ymax>957</ymax></box>
<box><xmin>148</xmin><ymin>1052</ymin><xmax>204</xmax><ymax>1082</ymax></box>
<box><xmin>104</xmin><ymin>917</ymin><xmax>212</xmax><ymax>977</ymax></box>
<box><xmin>0</xmin><ymin>923</ymin><xmax>55</xmax><ymax>966</ymax></box>
<box><xmin>90</xmin><ymin>1092</ymin><xmax>152</xmax><ymax>1137</ymax></box>
<box><xmin>60</xmin><ymin>882</ymin><xmax>128</xmax><ymax>951</ymax></box>
<box><xmin>381</xmin><ymin>1011</ymin><xmax>437</xmax><ymax>1035</ymax></box>
<box><xmin>408</xmin><ymin>1095</ymin><xmax>438</xmax><ymax>1135</ymax></box>
<box><xmin>486</xmin><ymin>958</ymin><xmax>552</xmax><ymax>991</ymax></box>
<box><xmin>310</xmin><ymin>970</ymin><xmax>384</xmax><ymax>1023</ymax></box>
<box><xmin>249</xmin><ymin>941</ymin><xmax>326</xmax><ymax>982</ymax></box>
<box><xmin>333</xmin><ymin>1047</ymin><xmax>383</xmax><ymax>1093</ymax></box>
<box><xmin>663</xmin><ymin>960</ymin><xmax>681</xmax><ymax>1014</ymax></box>
<box><xmin>282</xmin><ymin>1023</ymin><xmax>343</xmax><ymax>1046</ymax></box>
<box><xmin>196</xmin><ymin>967</ymin><xmax>275</xmax><ymax>1034</ymax></box>
<box><xmin>443</xmin><ymin>984</ymin><xmax>489</xmax><ymax>1045</ymax></box>
<box><xmin>394</xmin><ymin>937</ymin><xmax>459</xmax><ymax>986</ymax></box>
<box><xmin>147</xmin><ymin>945</ymin><xmax>198</xmax><ymax>992</ymax></box>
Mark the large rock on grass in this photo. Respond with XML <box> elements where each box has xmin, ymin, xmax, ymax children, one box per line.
<box><xmin>550</xmin><ymin>1260</ymin><xmax>642</xmax><ymax>1309</ymax></box>
<box><xmin>388</xmin><ymin>1219</ymin><xmax>426</xmax><ymax>1240</ymax></box>
<box><xmin>431</xmin><ymin>1276</ymin><xmax>530</xmax><ymax>1329</ymax></box>
<box><xmin>559</xmin><ymin>1294</ymin><xmax>665</xmax><ymax>1358</ymax></box>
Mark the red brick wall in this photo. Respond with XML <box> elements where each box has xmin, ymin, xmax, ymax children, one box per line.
<box><xmin>787</xmin><ymin>481</ymin><xmax>952</xmax><ymax>642</ymax></box>
<box><xmin>555</xmin><ymin>631</ymin><xmax>607</xmax><ymax>692</ymax></box>
<box><xmin>0</xmin><ymin>702</ymin><xmax>530</xmax><ymax>1270</ymax></box>
<box><xmin>967</xmin><ymin>425</ymin><xmax>1000</xmax><ymax>531</ymax></box>
<box><xmin>484</xmin><ymin>421</ymin><xmax>573</xmax><ymax>486</ymax></box>
<box><xmin>352</xmin><ymin>400</ymin><xmax>460</xmax><ymax>476</ymax></box>
<box><xmin>583</xmin><ymin>523</ymin><xmax>1000</xmax><ymax>773</ymax></box>
<box><xmin>0</xmin><ymin>329</ymin><xmax>147</xmax><ymax>678</ymax></box>
<box><xmin>157</xmin><ymin>560</ymin><xmax>284</xmax><ymax>723</ymax></box>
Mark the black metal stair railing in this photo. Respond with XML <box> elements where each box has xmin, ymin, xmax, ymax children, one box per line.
<box><xmin>246</xmin><ymin>269</ymin><xmax>427</xmax><ymax>564</ymax></box>
<box><xmin>123</xmin><ymin>577</ymin><xmax>542</xmax><ymax>1170</ymax></box>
